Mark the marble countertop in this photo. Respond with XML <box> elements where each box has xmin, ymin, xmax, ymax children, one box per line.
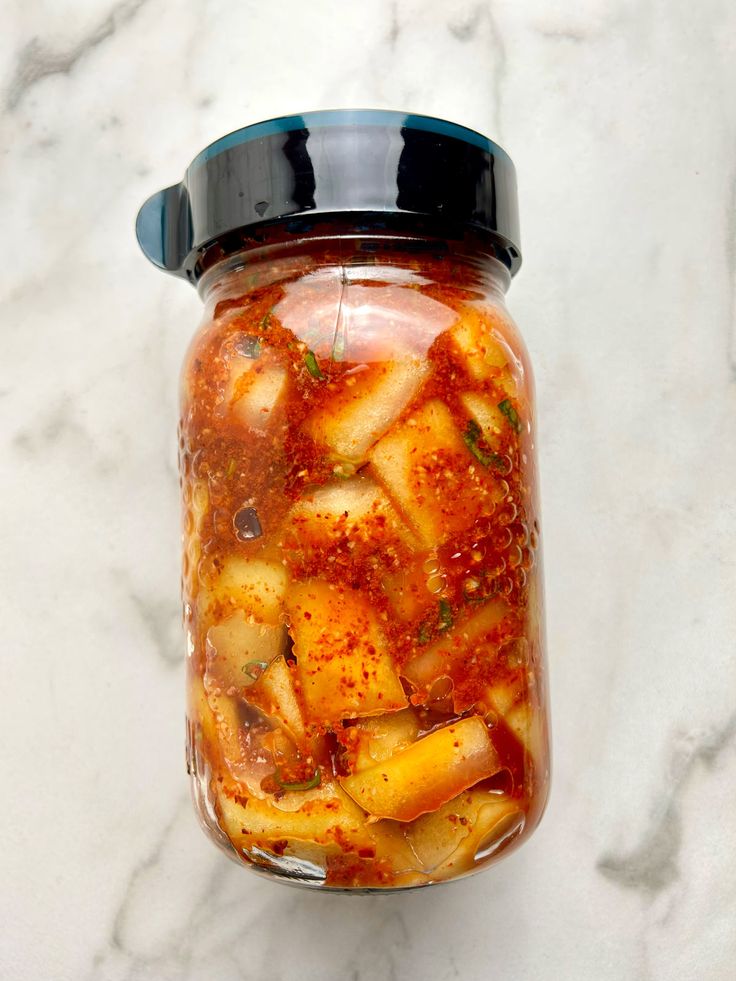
<box><xmin>2</xmin><ymin>1</ymin><xmax>735</xmax><ymax>979</ymax></box>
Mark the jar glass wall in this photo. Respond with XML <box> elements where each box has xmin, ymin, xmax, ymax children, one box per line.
<box><xmin>180</xmin><ymin>225</ymin><xmax>550</xmax><ymax>890</ymax></box>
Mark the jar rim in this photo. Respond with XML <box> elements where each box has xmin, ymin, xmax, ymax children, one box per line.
<box><xmin>195</xmin><ymin>221</ymin><xmax>513</xmax><ymax>299</ymax></box>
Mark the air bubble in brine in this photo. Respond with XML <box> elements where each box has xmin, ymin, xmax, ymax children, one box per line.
<box><xmin>234</xmin><ymin>335</ymin><xmax>261</xmax><ymax>359</ymax></box>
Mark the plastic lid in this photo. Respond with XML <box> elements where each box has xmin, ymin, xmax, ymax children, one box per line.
<box><xmin>136</xmin><ymin>109</ymin><xmax>521</xmax><ymax>282</ymax></box>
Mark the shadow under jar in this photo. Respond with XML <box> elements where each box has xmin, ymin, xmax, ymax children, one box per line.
<box><xmin>137</xmin><ymin>110</ymin><xmax>550</xmax><ymax>890</ymax></box>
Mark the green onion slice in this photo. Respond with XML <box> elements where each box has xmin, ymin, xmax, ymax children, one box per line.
<box><xmin>498</xmin><ymin>398</ymin><xmax>522</xmax><ymax>433</ymax></box>
<box><xmin>463</xmin><ymin>419</ymin><xmax>508</xmax><ymax>472</ymax></box>
<box><xmin>438</xmin><ymin>598</ymin><xmax>453</xmax><ymax>632</ymax></box>
<box><xmin>304</xmin><ymin>350</ymin><xmax>325</xmax><ymax>379</ymax></box>
<box><xmin>275</xmin><ymin>769</ymin><xmax>321</xmax><ymax>792</ymax></box>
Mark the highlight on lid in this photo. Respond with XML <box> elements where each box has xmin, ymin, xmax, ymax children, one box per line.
<box><xmin>136</xmin><ymin>109</ymin><xmax>522</xmax><ymax>283</ymax></box>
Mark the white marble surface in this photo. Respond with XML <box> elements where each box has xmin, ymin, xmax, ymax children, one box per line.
<box><xmin>1</xmin><ymin>1</ymin><xmax>735</xmax><ymax>978</ymax></box>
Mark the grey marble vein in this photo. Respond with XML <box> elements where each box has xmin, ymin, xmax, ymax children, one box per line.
<box><xmin>125</xmin><ymin>583</ymin><xmax>182</xmax><ymax>668</ymax></box>
<box><xmin>726</xmin><ymin>164</ymin><xmax>736</xmax><ymax>380</ymax></box>
<box><xmin>535</xmin><ymin>27</ymin><xmax>588</xmax><ymax>44</ymax></box>
<box><xmin>447</xmin><ymin>3</ymin><xmax>506</xmax><ymax>139</ymax></box>
<box><xmin>110</xmin><ymin>805</ymin><xmax>186</xmax><ymax>956</ymax></box>
<box><xmin>12</xmin><ymin>396</ymin><xmax>116</xmax><ymax>476</ymax></box>
<box><xmin>447</xmin><ymin>3</ymin><xmax>483</xmax><ymax>42</ymax></box>
<box><xmin>5</xmin><ymin>0</ymin><xmax>149</xmax><ymax>111</ymax></box>
<box><xmin>483</xmin><ymin>3</ymin><xmax>507</xmax><ymax>142</ymax></box>
<box><xmin>598</xmin><ymin>798</ymin><xmax>681</xmax><ymax>894</ymax></box>
<box><xmin>597</xmin><ymin>713</ymin><xmax>736</xmax><ymax>894</ymax></box>
<box><xmin>387</xmin><ymin>0</ymin><xmax>400</xmax><ymax>47</ymax></box>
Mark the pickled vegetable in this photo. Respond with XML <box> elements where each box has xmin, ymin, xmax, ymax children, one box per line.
<box><xmin>304</xmin><ymin>359</ymin><xmax>430</xmax><ymax>461</ymax></box>
<box><xmin>284</xmin><ymin>580</ymin><xmax>408</xmax><ymax>725</ymax></box>
<box><xmin>340</xmin><ymin>717</ymin><xmax>502</xmax><ymax>822</ymax></box>
<box><xmin>181</xmin><ymin>253</ymin><xmax>549</xmax><ymax>889</ymax></box>
<box><xmin>408</xmin><ymin>790</ymin><xmax>524</xmax><ymax>879</ymax></box>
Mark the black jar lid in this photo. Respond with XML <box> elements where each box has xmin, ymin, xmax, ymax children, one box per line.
<box><xmin>136</xmin><ymin>109</ymin><xmax>521</xmax><ymax>283</ymax></box>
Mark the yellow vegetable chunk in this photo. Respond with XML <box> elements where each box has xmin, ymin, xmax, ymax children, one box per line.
<box><xmin>449</xmin><ymin>308</ymin><xmax>521</xmax><ymax>396</ymax></box>
<box><xmin>246</xmin><ymin>656</ymin><xmax>307</xmax><ymax>746</ymax></box>
<box><xmin>408</xmin><ymin>790</ymin><xmax>524</xmax><ymax>877</ymax></box>
<box><xmin>217</xmin><ymin>779</ymin><xmax>368</xmax><ymax>850</ymax></box>
<box><xmin>285</xmin><ymin>580</ymin><xmax>407</xmax><ymax>725</ymax></box>
<box><xmin>219</xmin><ymin>780</ymin><xmax>424</xmax><ymax>885</ymax></box>
<box><xmin>192</xmin><ymin>684</ymin><xmax>273</xmax><ymax>795</ymax></box>
<box><xmin>459</xmin><ymin>391</ymin><xmax>509</xmax><ymax>450</ymax></box>
<box><xmin>369</xmin><ymin>399</ymin><xmax>501</xmax><ymax>547</ymax></box>
<box><xmin>402</xmin><ymin>598</ymin><xmax>509</xmax><ymax>699</ymax></box>
<box><xmin>188</xmin><ymin>675</ymin><xmax>220</xmax><ymax>757</ymax></box>
<box><xmin>486</xmin><ymin>674</ymin><xmax>545</xmax><ymax>765</ymax></box>
<box><xmin>227</xmin><ymin>353</ymin><xmax>288</xmax><ymax>430</ymax></box>
<box><xmin>283</xmin><ymin>475</ymin><xmax>415</xmax><ymax>560</ymax></box>
<box><xmin>204</xmin><ymin>556</ymin><xmax>287</xmax><ymax>624</ymax></box>
<box><xmin>207</xmin><ymin>692</ymin><xmax>244</xmax><ymax>769</ymax></box>
<box><xmin>340</xmin><ymin>716</ymin><xmax>501</xmax><ymax>822</ymax></box>
<box><xmin>349</xmin><ymin>708</ymin><xmax>420</xmax><ymax>772</ymax></box>
<box><xmin>304</xmin><ymin>359</ymin><xmax>430</xmax><ymax>461</ymax></box>
<box><xmin>204</xmin><ymin>612</ymin><xmax>287</xmax><ymax>695</ymax></box>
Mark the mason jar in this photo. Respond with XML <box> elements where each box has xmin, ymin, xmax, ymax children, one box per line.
<box><xmin>136</xmin><ymin>110</ymin><xmax>550</xmax><ymax>890</ymax></box>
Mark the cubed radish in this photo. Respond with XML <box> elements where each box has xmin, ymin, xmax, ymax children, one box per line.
<box><xmin>407</xmin><ymin>789</ymin><xmax>523</xmax><ymax>877</ymax></box>
<box><xmin>449</xmin><ymin>307</ymin><xmax>521</xmax><ymax>398</ymax></box>
<box><xmin>369</xmin><ymin>399</ymin><xmax>501</xmax><ymax>547</ymax></box>
<box><xmin>486</xmin><ymin>673</ymin><xmax>546</xmax><ymax>766</ymax></box>
<box><xmin>204</xmin><ymin>611</ymin><xmax>287</xmax><ymax>695</ymax></box>
<box><xmin>304</xmin><ymin>359</ymin><xmax>430</xmax><ymax>461</ymax></box>
<box><xmin>340</xmin><ymin>716</ymin><xmax>501</xmax><ymax>822</ymax></box>
<box><xmin>190</xmin><ymin>679</ymin><xmax>274</xmax><ymax>796</ymax></box>
<box><xmin>459</xmin><ymin>391</ymin><xmax>508</xmax><ymax>449</ymax></box>
<box><xmin>348</xmin><ymin>708</ymin><xmax>420</xmax><ymax>772</ymax></box>
<box><xmin>403</xmin><ymin>598</ymin><xmax>509</xmax><ymax>698</ymax></box>
<box><xmin>285</xmin><ymin>580</ymin><xmax>407</xmax><ymax>725</ymax></box>
<box><xmin>204</xmin><ymin>556</ymin><xmax>287</xmax><ymax>624</ymax></box>
<box><xmin>217</xmin><ymin>779</ymin><xmax>368</xmax><ymax>850</ymax></box>
<box><xmin>283</xmin><ymin>475</ymin><xmax>416</xmax><ymax>558</ymax></box>
<box><xmin>227</xmin><ymin>353</ymin><xmax>288</xmax><ymax>431</ymax></box>
<box><xmin>246</xmin><ymin>656</ymin><xmax>307</xmax><ymax>747</ymax></box>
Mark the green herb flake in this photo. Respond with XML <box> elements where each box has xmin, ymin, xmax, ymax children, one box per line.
<box><xmin>438</xmin><ymin>599</ymin><xmax>453</xmax><ymax>632</ymax></box>
<box><xmin>463</xmin><ymin>419</ymin><xmax>509</xmax><ymax>472</ymax></box>
<box><xmin>304</xmin><ymin>350</ymin><xmax>325</xmax><ymax>380</ymax></box>
<box><xmin>242</xmin><ymin>659</ymin><xmax>269</xmax><ymax>681</ymax></box>
<box><xmin>463</xmin><ymin>419</ymin><xmax>495</xmax><ymax>468</ymax></box>
<box><xmin>417</xmin><ymin>622</ymin><xmax>431</xmax><ymax>645</ymax></box>
<box><xmin>498</xmin><ymin>399</ymin><xmax>522</xmax><ymax>434</ymax></box>
<box><xmin>259</xmin><ymin>311</ymin><xmax>272</xmax><ymax>331</ymax></box>
<box><xmin>275</xmin><ymin>769</ymin><xmax>321</xmax><ymax>792</ymax></box>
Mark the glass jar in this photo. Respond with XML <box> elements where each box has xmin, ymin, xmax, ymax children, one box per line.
<box><xmin>137</xmin><ymin>111</ymin><xmax>550</xmax><ymax>890</ymax></box>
